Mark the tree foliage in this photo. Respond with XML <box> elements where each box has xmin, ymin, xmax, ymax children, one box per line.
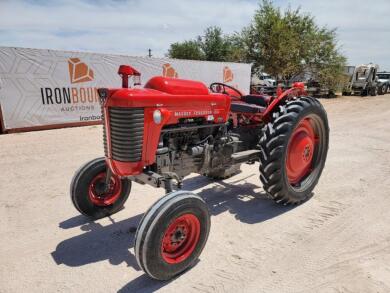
<box><xmin>167</xmin><ymin>0</ymin><xmax>346</xmax><ymax>89</ymax></box>
<box><xmin>246</xmin><ymin>0</ymin><xmax>346</xmax><ymax>88</ymax></box>
<box><xmin>167</xmin><ymin>40</ymin><xmax>204</xmax><ymax>60</ymax></box>
<box><xmin>198</xmin><ymin>27</ymin><xmax>231</xmax><ymax>61</ymax></box>
<box><xmin>167</xmin><ymin>26</ymin><xmax>241</xmax><ymax>62</ymax></box>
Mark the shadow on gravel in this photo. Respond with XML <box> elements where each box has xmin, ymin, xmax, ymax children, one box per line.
<box><xmin>184</xmin><ymin>175</ymin><xmax>295</xmax><ymax>224</ymax></box>
<box><xmin>118</xmin><ymin>275</ymin><xmax>170</xmax><ymax>293</ymax></box>
<box><xmin>52</xmin><ymin>213</ymin><xmax>143</xmax><ymax>270</ymax></box>
<box><xmin>52</xmin><ymin>174</ymin><xmax>297</xmax><ymax>292</ymax></box>
<box><xmin>118</xmin><ymin>262</ymin><xmax>199</xmax><ymax>293</ymax></box>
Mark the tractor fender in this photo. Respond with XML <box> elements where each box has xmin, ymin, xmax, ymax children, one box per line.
<box><xmin>262</xmin><ymin>82</ymin><xmax>306</xmax><ymax>122</ymax></box>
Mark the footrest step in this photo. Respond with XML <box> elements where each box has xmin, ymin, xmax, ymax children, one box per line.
<box><xmin>231</xmin><ymin>149</ymin><xmax>260</xmax><ymax>163</ymax></box>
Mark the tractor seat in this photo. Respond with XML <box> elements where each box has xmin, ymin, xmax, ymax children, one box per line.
<box><xmin>230</xmin><ymin>101</ymin><xmax>265</xmax><ymax>113</ymax></box>
<box><xmin>241</xmin><ymin>95</ymin><xmax>270</xmax><ymax>107</ymax></box>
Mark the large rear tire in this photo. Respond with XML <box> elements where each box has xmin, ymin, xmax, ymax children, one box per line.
<box><xmin>135</xmin><ymin>190</ymin><xmax>210</xmax><ymax>280</ymax></box>
<box><xmin>259</xmin><ymin>97</ymin><xmax>329</xmax><ymax>204</ymax></box>
<box><xmin>70</xmin><ymin>157</ymin><xmax>131</xmax><ymax>219</ymax></box>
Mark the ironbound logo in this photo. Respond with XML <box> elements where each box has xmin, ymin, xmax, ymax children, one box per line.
<box><xmin>68</xmin><ymin>58</ymin><xmax>94</xmax><ymax>83</ymax></box>
<box><xmin>40</xmin><ymin>58</ymin><xmax>100</xmax><ymax>120</ymax></box>
<box><xmin>223</xmin><ymin>66</ymin><xmax>234</xmax><ymax>83</ymax></box>
<box><xmin>162</xmin><ymin>63</ymin><xmax>178</xmax><ymax>78</ymax></box>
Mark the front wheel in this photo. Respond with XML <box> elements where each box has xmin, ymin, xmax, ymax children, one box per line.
<box><xmin>70</xmin><ymin>157</ymin><xmax>131</xmax><ymax>219</ymax></box>
<box><xmin>259</xmin><ymin>97</ymin><xmax>329</xmax><ymax>204</ymax></box>
<box><xmin>135</xmin><ymin>190</ymin><xmax>210</xmax><ymax>280</ymax></box>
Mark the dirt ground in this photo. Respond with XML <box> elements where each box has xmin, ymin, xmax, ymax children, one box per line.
<box><xmin>1</xmin><ymin>94</ymin><xmax>390</xmax><ymax>293</ymax></box>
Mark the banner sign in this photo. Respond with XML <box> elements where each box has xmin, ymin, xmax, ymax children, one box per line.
<box><xmin>0</xmin><ymin>47</ymin><xmax>251</xmax><ymax>132</ymax></box>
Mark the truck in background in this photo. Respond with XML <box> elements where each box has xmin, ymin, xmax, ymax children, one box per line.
<box><xmin>251</xmin><ymin>72</ymin><xmax>278</xmax><ymax>95</ymax></box>
<box><xmin>251</xmin><ymin>72</ymin><xmax>276</xmax><ymax>87</ymax></box>
<box><xmin>343</xmin><ymin>63</ymin><xmax>379</xmax><ymax>96</ymax></box>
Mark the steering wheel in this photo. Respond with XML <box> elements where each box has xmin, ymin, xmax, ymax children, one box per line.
<box><xmin>209</xmin><ymin>82</ymin><xmax>243</xmax><ymax>98</ymax></box>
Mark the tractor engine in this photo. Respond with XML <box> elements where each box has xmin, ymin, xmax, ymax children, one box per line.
<box><xmin>153</xmin><ymin>123</ymin><xmax>241</xmax><ymax>180</ymax></box>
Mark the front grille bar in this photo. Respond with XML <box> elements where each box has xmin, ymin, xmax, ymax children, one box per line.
<box><xmin>106</xmin><ymin>107</ymin><xmax>144</xmax><ymax>162</ymax></box>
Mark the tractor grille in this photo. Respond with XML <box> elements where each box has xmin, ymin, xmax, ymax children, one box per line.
<box><xmin>105</xmin><ymin>107</ymin><xmax>144</xmax><ymax>162</ymax></box>
<box><xmin>101</xmin><ymin>106</ymin><xmax>108</xmax><ymax>157</ymax></box>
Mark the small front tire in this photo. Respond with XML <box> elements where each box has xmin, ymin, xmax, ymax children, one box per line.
<box><xmin>135</xmin><ymin>190</ymin><xmax>210</xmax><ymax>280</ymax></box>
<box><xmin>70</xmin><ymin>157</ymin><xmax>131</xmax><ymax>219</ymax></box>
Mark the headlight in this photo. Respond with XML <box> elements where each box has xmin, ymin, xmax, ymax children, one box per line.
<box><xmin>153</xmin><ymin>109</ymin><xmax>162</xmax><ymax>124</ymax></box>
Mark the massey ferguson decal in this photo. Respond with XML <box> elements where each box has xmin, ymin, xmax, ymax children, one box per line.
<box><xmin>174</xmin><ymin>110</ymin><xmax>211</xmax><ymax>117</ymax></box>
<box><xmin>173</xmin><ymin>109</ymin><xmax>221</xmax><ymax>117</ymax></box>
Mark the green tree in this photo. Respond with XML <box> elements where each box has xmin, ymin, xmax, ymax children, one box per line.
<box><xmin>167</xmin><ymin>26</ymin><xmax>243</xmax><ymax>62</ymax></box>
<box><xmin>245</xmin><ymin>0</ymin><xmax>346</xmax><ymax>87</ymax></box>
<box><xmin>166</xmin><ymin>1</ymin><xmax>346</xmax><ymax>90</ymax></box>
<box><xmin>167</xmin><ymin>40</ymin><xmax>204</xmax><ymax>60</ymax></box>
<box><xmin>198</xmin><ymin>26</ymin><xmax>231</xmax><ymax>62</ymax></box>
<box><xmin>225</xmin><ymin>32</ymin><xmax>251</xmax><ymax>63</ymax></box>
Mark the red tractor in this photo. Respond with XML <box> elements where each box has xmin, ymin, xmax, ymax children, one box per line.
<box><xmin>70</xmin><ymin>65</ymin><xmax>329</xmax><ymax>280</ymax></box>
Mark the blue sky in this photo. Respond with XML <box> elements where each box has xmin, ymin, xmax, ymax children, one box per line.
<box><xmin>0</xmin><ymin>0</ymin><xmax>389</xmax><ymax>69</ymax></box>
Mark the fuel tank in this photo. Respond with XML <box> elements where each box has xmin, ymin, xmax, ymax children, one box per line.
<box><xmin>145</xmin><ymin>76</ymin><xmax>209</xmax><ymax>95</ymax></box>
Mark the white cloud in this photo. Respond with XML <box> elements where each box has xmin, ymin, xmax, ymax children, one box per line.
<box><xmin>0</xmin><ymin>0</ymin><xmax>256</xmax><ymax>56</ymax></box>
<box><xmin>0</xmin><ymin>0</ymin><xmax>389</xmax><ymax>69</ymax></box>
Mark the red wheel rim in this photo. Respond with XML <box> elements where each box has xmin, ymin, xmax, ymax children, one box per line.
<box><xmin>88</xmin><ymin>172</ymin><xmax>122</xmax><ymax>206</ymax></box>
<box><xmin>286</xmin><ymin>117</ymin><xmax>318</xmax><ymax>184</ymax></box>
<box><xmin>161</xmin><ymin>213</ymin><xmax>201</xmax><ymax>264</ymax></box>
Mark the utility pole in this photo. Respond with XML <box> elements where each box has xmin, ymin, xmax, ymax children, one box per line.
<box><xmin>148</xmin><ymin>49</ymin><xmax>152</xmax><ymax>58</ymax></box>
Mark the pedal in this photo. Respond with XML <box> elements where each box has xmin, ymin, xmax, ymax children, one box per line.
<box><xmin>231</xmin><ymin>149</ymin><xmax>260</xmax><ymax>164</ymax></box>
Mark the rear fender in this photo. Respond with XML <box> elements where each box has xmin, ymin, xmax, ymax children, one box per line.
<box><xmin>262</xmin><ymin>83</ymin><xmax>306</xmax><ymax>122</ymax></box>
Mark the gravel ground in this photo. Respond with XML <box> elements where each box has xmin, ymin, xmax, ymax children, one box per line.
<box><xmin>1</xmin><ymin>94</ymin><xmax>390</xmax><ymax>293</ymax></box>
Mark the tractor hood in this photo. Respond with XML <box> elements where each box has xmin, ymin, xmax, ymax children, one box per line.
<box><xmin>98</xmin><ymin>76</ymin><xmax>230</xmax><ymax>109</ymax></box>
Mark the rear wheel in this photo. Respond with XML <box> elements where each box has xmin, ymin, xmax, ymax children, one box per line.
<box><xmin>259</xmin><ymin>97</ymin><xmax>329</xmax><ymax>204</ymax></box>
<box><xmin>378</xmin><ymin>84</ymin><xmax>387</xmax><ymax>95</ymax></box>
<box><xmin>135</xmin><ymin>190</ymin><xmax>210</xmax><ymax>280</ymax></box>
<box><xmin>70</xmin><ymin>157</ymin><xmax>131</xmax><ymax>219</ymax></box>
<box><xmin>370</xmin><ymin>86</ymin><xmax>378</xmax><ymax>96</ymax></box>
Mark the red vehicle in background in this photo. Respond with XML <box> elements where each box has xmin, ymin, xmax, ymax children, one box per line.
<box><xmin>70</xmin><ymin>65</ymin><xmax>329</xmax><ymax>280</ymax></box>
